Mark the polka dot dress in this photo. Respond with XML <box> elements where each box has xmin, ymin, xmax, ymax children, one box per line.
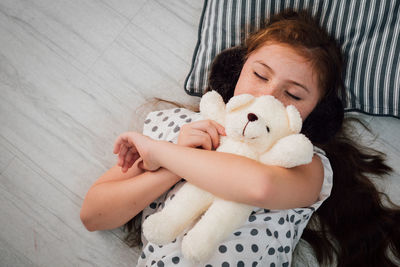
<box><xmin>142</xmin><ymin>108</ymin><xmax>201</xmax><ymax>143</ymax></box>
<box><xmin>137</xmin><ymin>108</ymin><xmax>333</xmax><ymax>267</ymax></box>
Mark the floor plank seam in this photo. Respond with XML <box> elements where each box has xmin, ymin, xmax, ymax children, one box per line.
<box><xmin>84</xmin><ymin>2</ymin><xmax>148</xmax><ymax>76</ymax></box>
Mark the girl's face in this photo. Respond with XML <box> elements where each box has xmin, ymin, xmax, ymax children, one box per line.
<box><xmin>234</xmin><ymin>44</ymin><xmax>322</xmax><ymax>121</ymax></box>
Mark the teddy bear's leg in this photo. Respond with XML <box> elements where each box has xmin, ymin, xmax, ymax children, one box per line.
<box><xmin>142</xmin><ymin>183</ymin><xmax>214</xmax><ymax>245</ymax></box>
<box><xmin>181</xmin><ymin>198</ymin><xmax>254</xmax><ymax>263</ymax></box>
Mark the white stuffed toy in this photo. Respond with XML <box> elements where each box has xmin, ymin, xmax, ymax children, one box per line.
<box><xmin>142</xmin><ymin>90</ymin><xmax>314</xmax><ymax>263</ymax></box>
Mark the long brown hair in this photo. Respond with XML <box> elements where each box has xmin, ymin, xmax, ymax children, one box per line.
<box><xmin>124</xmin><ymin>10</ymin><xmax>400</xmax><ymax>266</ymax></box>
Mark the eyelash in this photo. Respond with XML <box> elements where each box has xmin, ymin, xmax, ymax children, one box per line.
<box><xmin>254</xmin><ymin>72</ymin><xmax>268</xmax><ymax>81</ymax></box>
<box><xmin>286</xmin><ymin>92</ymin><xmax>301</xmax><ymax>101</ymax></box>
<box><xmin>254</xmin><ymin>72</ymin><xmax>301</xmax><ymax>101</ymax></box>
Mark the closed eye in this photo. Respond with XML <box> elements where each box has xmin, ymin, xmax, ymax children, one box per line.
<box><xmin>254</xmin><ymin>72</ymin><xmax>268</xmax><ymax>81</ymax></box>
<box><xmin>286</xmin><ymin>91</ymin><xmax>301</xmax><ymax>101</ymax></box>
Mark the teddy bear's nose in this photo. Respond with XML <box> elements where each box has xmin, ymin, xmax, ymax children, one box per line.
<box><xmin>247</xmin><ymin>113</ymin><xmax>258</xmax><ymax>122</ymax></box>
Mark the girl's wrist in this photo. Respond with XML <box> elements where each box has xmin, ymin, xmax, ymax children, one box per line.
<box><xmin>151</xmin><ymin>140</ymin><xmax>170</xmax><ymax>168</ymax></box>
<box><xmin>151</xmin><ymin>140</ymin><xmax>183</xmax><ymax>171</ymax></box>
<box><xmin>158</xmin><ymin>167</ymin><xmax>182</xmax><ymax>183</ymax></box>
<box><xmin>145</xmin><ymin>139</ymin><xmax>170</xmax><ymax>171</ymax></box>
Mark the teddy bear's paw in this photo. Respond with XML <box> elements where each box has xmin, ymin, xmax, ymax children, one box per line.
<box><xmin>142</xmin><ymin>212</ymin><xmax>180</xmax><ymax>245</ymax></box>
<box><xmin>181</xmin><ymin>229</ymin><xmax>216</xmax><ymax>263</ymax></box>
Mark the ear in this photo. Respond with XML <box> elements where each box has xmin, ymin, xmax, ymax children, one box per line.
<box><xmin>286</xmin><ymin>105</ymin><xmax>302</xmax><ymax>134</ymax></box>
<box><xmin>199</xmin><ymin>90</ymin><xmax>226</xmax><ymax>125</ymax></box>
<box><xmin>226</xmin><ymin>94</ymin><xmax>255</xmax><ymax>113</ymax></box>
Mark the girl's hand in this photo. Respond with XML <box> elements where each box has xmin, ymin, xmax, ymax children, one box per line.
<box><xmin>113</xmin><ymin>132</ymin><xmax>159</xmax><ymax>173</ymax></box>
<box><xmin>178</xmin><ymin>120</ymin><xmax>226</xmax><ymax>150</ymax></box>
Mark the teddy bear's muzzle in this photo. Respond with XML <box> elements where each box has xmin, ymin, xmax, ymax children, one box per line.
<box><xmin>243</xmin><ymin>113</ymin><xmax>259</xmax><ymax>138</ymax></box>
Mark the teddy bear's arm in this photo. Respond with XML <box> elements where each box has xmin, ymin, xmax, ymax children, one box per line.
<box><xmin>259</xmin><ymin>134</ymin><xmax>314</xmax><ymax>168</ymax></box>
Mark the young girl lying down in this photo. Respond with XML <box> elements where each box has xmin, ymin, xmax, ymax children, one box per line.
<box><xmin>81</xmin><ymin>11</ymin><xmax>400</xmax><ymax>267</ymax></box>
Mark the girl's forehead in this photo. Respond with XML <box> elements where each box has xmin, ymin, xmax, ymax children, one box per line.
<box><xmin>250</xmin><ymin>43</ymin><xmax>311</xmax><ymax>63</ymax></box>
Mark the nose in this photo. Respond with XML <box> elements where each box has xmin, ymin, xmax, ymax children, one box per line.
<box><xmin>248</xmin><ymin>113</ymin><xmax>258</xmax><ymax>121</ymax></box>
<box><xmin>263</xmin><ymin>84</ymin><xmax>280</xmax><ymax>98</ymax></box>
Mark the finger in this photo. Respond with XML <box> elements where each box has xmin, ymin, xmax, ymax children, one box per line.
<box><xmin>209</xmin><ymin>120</ymin><xmax>226</xmax><ymax>136</ymax></box>
<box><xmin>191</xmin><ymin>132</ymin><xmax>212</xmax><ymax>150</ymax></box>
<box><xmin>205</xmin><ymin>124</ymin><xmax>220</xmax><ymax>149</ymax></box>
<box><xmin>118</xmin><ymin>151</ymin><xmax>123</xmax><ymax>166</ymax></box>
<box><xmin>190</xmin><ymin>121</ymin><xmax>220</xmax><ymax>149</ymax></box>
<box><xmin>121</xmin><ymin>165</ymin><xmax>127</xmax><ymax>173</ymax></box>
<box><xmin>118</xmin><ymin>155</ymin><xmax>124</xmax><ymax>167</ymax></box>
<box><xmin>113</xmin><ymin>138</ymin><xmax>122</xmax><ymax>154</ymax></box>
<box><xmin>126</xmin><ymin>154</ymin><xmax>140</xmax><ymax>170</ymax></box>
<box><xmin>202</xmin><ymin>135</ymin><xmax>213</xmax><ymax>150</ymax></box>
<box><xmin>125</xmin><ymin>149</ymin><xmax>134</xmax><ymax>164</ymax></box>
<box><xmin>123</xmin><ymin>149</ymin><xmax>138</xmax><ymax>171</ymax></box>
<box><xmin>185</xmin><ymin>128</ymin><xmax>211</xmax><ymax>148</ymax></box>
<box><xmin>137</xmin><ymin>159</ymin><xmax>144</xmax><ymax>170</ymax></box>
<box><xmin>121</xmin><ymin>150</ymin><xmax>135</xmax><ymax>172</ymax></box>
<box><xmin>113</xmin><ymin>134</ymin><xmax>129</xmax><ymax>154</ymax></box>
<box><xmin>121</xmin><ymin>157</ymin><xmax>130</xmax><ymax>171</ymax></box>
<box><xmin>122</xmin><ymin>159</ymin><xmax>130</xmax><ymax>173</ymax></box>
<box><xmin>118</xmin><ymin>144</ymin><xmax>128</xmax><ymax>166</ymax></box>
<box><xmin>120</xmin><ymin>144</ymin><xmax>129</xmax><ymax>157</ymax></box>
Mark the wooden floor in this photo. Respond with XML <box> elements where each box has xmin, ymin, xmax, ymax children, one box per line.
<box><xmin>0</xmin><ymin>1</ymin><xmax>203</xmax><ymax>266</ymax></box>
<box><xmin>0</xmin><ymin>1</ymin><xmax>399</xmax><ymax>266</ymax></box>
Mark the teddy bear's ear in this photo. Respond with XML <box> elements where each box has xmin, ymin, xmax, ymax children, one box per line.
<box><xmin>226</xmin><ymin>94</ymin><xmax>255</xmax><ymax>113</ymax></box>
<box><xmin>286</xmin><ymin>105</ymin><xmax>302</xmax><ymax>134</ymax></box>
<box><xmin>199</xmin><ymin>90</ymin><xmax>226</xmax><ymax>125</ymax></box>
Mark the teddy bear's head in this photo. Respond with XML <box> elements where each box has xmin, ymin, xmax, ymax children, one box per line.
<box><xmin>200</xmin><ymin>91</ymin><xmax>303</xmax><ymax>153</ymax></box>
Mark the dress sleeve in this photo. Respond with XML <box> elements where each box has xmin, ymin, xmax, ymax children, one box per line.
<box><xmin>142</xmin><ymin>107</ymin><xmax>203</xmax><ymax>143</ymax></box>
<box><xmin>309</xmin><ymin>146</ymin><xmax>333</xmax><ymax>210</ymax></box>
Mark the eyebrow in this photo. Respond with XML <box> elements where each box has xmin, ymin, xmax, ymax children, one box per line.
<box><xmin>255</xmin><ymin>61</ymin><xmax>310</xmax><ymax>93</ymax></box>
<box><xmin>287</xmin><ymin>80</ymin><xmax>310</xmax><ymax>93</ymax></box>
<box><xmin>256</xmin><ymin>61</ymin><xmax>274</xmax><ymax>74</ymax></box>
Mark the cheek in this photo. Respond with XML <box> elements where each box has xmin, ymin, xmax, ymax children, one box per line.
<box><xmin>299</xmin><ymin>107</ymin><xmax>311</xmax><ymax>121</ymax></box>
<box><xmin>297</xmin><ymin>100</ymin><xmax>319</xmax><ymax>121</ymax></box>
<box><xmin>234</xmin><ymin>63</ymin><xmax>256</xmax><ymax>95</ymax></box>
<box><xmin>234</xmin><ymin>73</ymin><xmax>252</xmax><ymax>95</ymax></box>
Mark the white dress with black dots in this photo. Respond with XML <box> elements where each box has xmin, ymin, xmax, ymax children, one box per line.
<box><xmin>136</xmin><ymin>108</ymin><xmax>333</xmax><ymax>267</ymax></box>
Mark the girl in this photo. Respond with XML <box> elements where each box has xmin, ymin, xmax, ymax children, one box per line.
<box><xmin>80</xmin><ymin>11</ymin><xmax>400</xmax><ymax>266</ymax></box>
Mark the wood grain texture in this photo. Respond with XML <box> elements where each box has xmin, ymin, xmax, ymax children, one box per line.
<box><xmin>0</xmin><ymin>0</ymin><xmax>203</xmax><ymax>266</ymax></box>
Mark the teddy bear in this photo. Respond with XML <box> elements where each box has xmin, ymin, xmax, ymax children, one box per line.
<box><xmin>142</xmin><ymin>90</ymin><xmax>314</xmax><ymax>263</ymax></box>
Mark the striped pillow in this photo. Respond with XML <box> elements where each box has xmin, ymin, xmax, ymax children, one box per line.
<box><xmin>185</xmin><ymin>0</ymin><xmax>400</xmax><ymax>118</ymax></box>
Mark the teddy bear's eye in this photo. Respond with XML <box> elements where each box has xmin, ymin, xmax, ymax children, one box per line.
<box><xmin>266</xmin><ymin>126</ymin><xmax>270</xmax><ymax>133</ymax></box>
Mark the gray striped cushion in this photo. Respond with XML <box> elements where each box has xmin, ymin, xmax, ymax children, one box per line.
<box><xmin>185</xmin><ymin>0</ymin><xmax>400</xmax><ymax>118</ymax></box>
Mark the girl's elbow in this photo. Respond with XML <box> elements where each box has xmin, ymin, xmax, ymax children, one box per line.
<box><xmin>80</xmin><ymin>206</ymin><xmax>98</xmax><ymax>232</ymax></box>
<box><xmin>80</xmin><ymin>189</ymin><xmax>104</xmax><ymax>231</ymax></box>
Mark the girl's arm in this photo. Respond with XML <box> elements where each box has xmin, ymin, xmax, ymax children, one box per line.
<box><xmin>114</xmin><ymin>132</ymin><xmax>324</xmax><ymax>210</ymax></box>
<box><xmin>153</xmin><ymin>140</ymin><xmax>324</xmax><ymax>210</ymax></box>
<box><xmin>81</xmin><ymin>119</ymin><xmax>225</xmax><ymax>231</ymax></box>
<box><xmin>80</xmin><ymin>161</ymin><xmax>181</xmax><ymax>231</ymax></box>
